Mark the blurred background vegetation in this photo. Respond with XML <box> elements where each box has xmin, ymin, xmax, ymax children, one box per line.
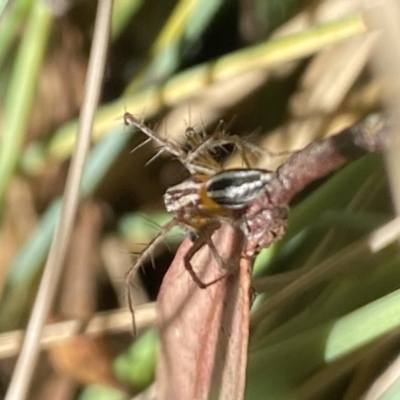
<box><xmin>0</xmin><ymin>0</ymin><xmax>398</xmax><ymax>399</ymax></box>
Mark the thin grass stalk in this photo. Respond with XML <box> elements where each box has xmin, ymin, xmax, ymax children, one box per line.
<box><xmin>4</xmin><ymin>1</ymin><xmax>113</xmax><ymax>399</ymax></box>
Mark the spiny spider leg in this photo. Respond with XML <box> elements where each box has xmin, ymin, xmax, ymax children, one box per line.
<box><xmin>184</xmin><ymin>129</ymin><xmax>222</xmax><ymax>173</ymax></box>
<box><xmin>210</xmin><ymin>128</ymin><xmax>293</xmax><ymax>162</ymax></box>
<box><xmin>124</xmin><ymin>112</ymin><xmax>187</xmax><ymax>161</ymax></box>
<box><xmin>125</xmin><ymin>111</ymin><xmax>263</xmax><ymax>175</ymax></box>
<box><xmin>186</xmin><ymin>136</ymin><xmax>255</xmax><ymax>168</ymax></box>
<box><xmin>126</xmin><ymin>217</ymin><xmax>179</xmax><ymax>334</ymax></box>
<box><xmin>145</xmin><ymin>148</ymin><xmax>171</xmax><ymax>167</ymax></box>
<box><xmin>129</xmin><ymin>137</ymin><xmax>152</xmax><ymax>155</ymax></box>
<box><xmin>186</xmin><ymin>128</ymin><xmax>268</xmax><ymax>169</ymax></box>
<box><xmin>125</xmin><ymin>112</ymin><xmax>216</xmax><ymax>175</ymax></box>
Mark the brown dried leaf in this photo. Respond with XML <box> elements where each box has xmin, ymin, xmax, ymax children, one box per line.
<box><xmin>156</xmin><ymin>223</ymin><xmax>251</xmax><ymax>400</ymax></box>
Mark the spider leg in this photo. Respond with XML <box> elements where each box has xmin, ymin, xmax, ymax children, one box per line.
<box><xmin>187</xmin><ymin>134</ymin><xmax>257</xmax><ymax>169</ymax></box>
<box><xmin>124</xmin><ymin>112</ymin><xmax>187</xmax><ymax>161</ymax></box>
<box><xmin>126</xmin><ymin>217</ymin><xmax>179</xmax><ymax>334</ymax></box>
<box><xmin>183</xmin><ymin>220</ymin><xmax>236</xmax><ymax>288</ymax></box>
<box><xmin>129</xmin><ymin>137</ymin><xmax>152</xmax><ymax>155</ymax></box>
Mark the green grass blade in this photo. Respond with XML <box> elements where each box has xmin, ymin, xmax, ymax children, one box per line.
<box><xmin>0</xmin><ymin>1</ymin><xmax>52</xmax><ymax>205</ymax></box>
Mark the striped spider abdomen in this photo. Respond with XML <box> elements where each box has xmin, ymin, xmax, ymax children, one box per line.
<box><xmin>205</xmin><ymin>168</ymin><xmax>275</xmax><ymax>209</ymax></box>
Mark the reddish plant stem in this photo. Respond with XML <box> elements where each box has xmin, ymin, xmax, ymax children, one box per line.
<box><xmin>271</xmin><ymin>113</ymin><xmax>389</xmax><ymax>206</ymax></box>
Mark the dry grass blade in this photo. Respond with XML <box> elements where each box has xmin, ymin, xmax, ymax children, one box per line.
<box><xmin>4</xmin><ymin>1</ymin><xmax>113</xmax><ymax>399</ymax></box>
<box><xmin>156</xmin><ymin>223</ymin><xmax>251</xmax><ymax>400</ymax></box>
<box><xmin>0</xmin><ymin>305</ymin><xmax>156</xmax><ymax>359</ymax></box>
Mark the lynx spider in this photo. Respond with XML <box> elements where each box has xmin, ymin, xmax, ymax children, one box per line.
<box><xmin>123</xmin><ymin>112</ymin><xmax>284</xmax><ymax>317</ymax></box>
